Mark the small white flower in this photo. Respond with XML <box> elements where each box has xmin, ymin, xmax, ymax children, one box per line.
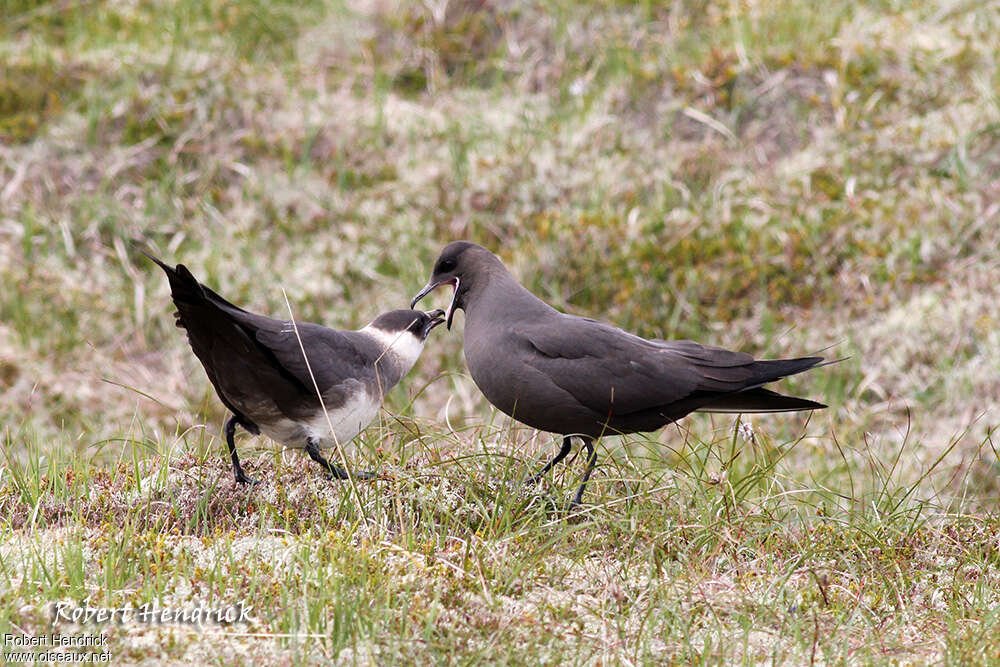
<box><xmin>738</xmin><ymin>420</ymin><xmax>755</xmax><ymax>444</ymax></box>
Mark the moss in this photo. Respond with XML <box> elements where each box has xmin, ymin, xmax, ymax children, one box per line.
<box><xmin>840</xmin><ymin>47</ymin><xmax>901</xmax><ymax>103</ymax></box>
<box><xmin>0</xmin><ymin>60</ymin><xmax>91</xmax><ymax>142</ymax></box>
<box><xmin>209</xmin><ymin>0</ymin><xmax>326</xmax><ymax>61</ymax></box>
<box><xmin>934</xmin><ymin>123</ymin><xmax>1000</xmax><ymax>191</ymax></box>
<box><xmin>371</xmin><ymin>0</ymin><xmax>508</xmax><ymax>94</ymax></box>
<box><xmin>392</xmin><ymin>66</ymin><xmax>430</xmax><ymax>97</ymax></box>
<box><xmin>476</xmin><ymin>202</ymin><xmax>938</xmax><ymax>341</ymax></box>
<box><xmin>3</xmin><ymin>0</ymin><xmax>325</xmax><ymax>63</ymax></box>
<box><xmin>327</xmin><ymin>164</ymin><xmax>399</xmax><ymax>190</ymax></box>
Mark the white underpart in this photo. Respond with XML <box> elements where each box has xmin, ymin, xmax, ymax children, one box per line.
<box><xmin>360</xmin><ymin>325</ymin><xmax>426</xmax><ymax>377</ymax></box>
<box><xmin>259</xmin><ymin>327</ymin><xmax>425</xmax><ymax>451</ymax></box>
<box><xmin>303</xmin><ymin>390</ymin><xmax>382</xmax><ymax>449</ymax></box>
<box><xmin>259</xmin><ymin>382</ymin><xmax>383</xmax><ymax>452</ymax></box>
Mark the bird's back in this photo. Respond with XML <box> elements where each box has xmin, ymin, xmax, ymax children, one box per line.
<box><xmin>464</xmin><ymin>305</ymin><xmax>823</xmax><ymax>437</ymax></box>
<box><xmin>147</xmin><ymin>255</ymin><xmax>390</xmax><ymax>445</ymax></box>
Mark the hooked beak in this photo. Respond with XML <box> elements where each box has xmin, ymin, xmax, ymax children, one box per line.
<box><xmin>423</xmin><ymin>309</ymin><xmax>446</xmax><ymax>336</ymax></box>
<box><xmin>410</xmin><ymin>278</ymin><xmax>460</xmax><ymax>330</ymax></box>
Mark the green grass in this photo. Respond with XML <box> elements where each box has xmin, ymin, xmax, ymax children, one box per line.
<box><xmin>3</xmin><ymin>420</ymin><xmax>1000</xmax><ymax>663</ymax></box>
<box><xmin>3</xmin><ymin>0</ymin><xmax>1000</xmax><ymax>663</ymax></box>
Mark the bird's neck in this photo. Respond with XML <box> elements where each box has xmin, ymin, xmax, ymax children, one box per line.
<box><xmin>464</xmin><ymin>264</ymin><xmax>557</xmax><ymax>324</ymax></box>
<box><xmin>358</xmin><ymin>327</ymin><xmax>424</xmax><ymax>391</ymax></box>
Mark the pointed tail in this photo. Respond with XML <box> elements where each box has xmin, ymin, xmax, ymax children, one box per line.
<box><xmin>696</xmin><ymin>387</ymin><xmax>826</xmax><ymax>413</ymax></box>
<box><xmin>143</xmin><ymin>251</ymin><xmax>208</xmax><ymax>319</ymax></box>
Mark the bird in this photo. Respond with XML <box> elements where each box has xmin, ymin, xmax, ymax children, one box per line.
<box><xmin>411</xmin><ymin>241</ymin><xmax>831</xmax><ymax>505</ymax></box>
<box><xmin>147</xmin><ymin>252</ymin><xmax>445</xmax><ymax>485</ymax></box>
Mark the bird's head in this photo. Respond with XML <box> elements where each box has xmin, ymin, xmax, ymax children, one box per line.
<box><xmin>409</xmin><ymin>241</ymin><xmax>497</xmax><ymax>329</ymax></box>
<box><xmin>368</xmin><ymin>309</ymin><xmax>446</xmax><ymax>342</ymax></box>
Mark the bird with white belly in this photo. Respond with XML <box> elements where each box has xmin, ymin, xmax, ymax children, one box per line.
<box><xmin>148</xmin><ymin>253</ymin><xmax>444</xmax><ymax>485</ymax></box>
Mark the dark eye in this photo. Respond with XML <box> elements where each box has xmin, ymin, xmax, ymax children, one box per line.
<box><xmin>438</xmin><ymin>257</ymin><xmax>457</xmax><ymax>272</ymax></box>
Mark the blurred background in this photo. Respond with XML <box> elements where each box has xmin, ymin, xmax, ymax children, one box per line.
<box><xmin>2</xmin><ymin>0</ymin><xmax>998</xmax><ymax>501</ymax></box>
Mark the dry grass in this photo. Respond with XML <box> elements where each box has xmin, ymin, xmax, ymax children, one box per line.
<box><xmin>3</xmin><ymin>0</ymin><xmax>1000</xmax><ymax>663</ymax></box>
<box><xmin>5</xmin><ymin>423</ymin><xmax>1000</xmax><ymax>663</ymax></box>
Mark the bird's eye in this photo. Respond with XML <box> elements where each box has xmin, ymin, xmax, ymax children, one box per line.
<box><xmin>438</xmin><ymin>257</ymin><xmax>457</xmax><ymax>272</ymax></box>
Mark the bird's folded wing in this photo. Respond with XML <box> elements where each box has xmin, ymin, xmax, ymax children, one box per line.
<box><xmin>252</xmin><ymin>323</ymin><xmax>371</xmax><ymax>396</ymax></box>
<box><xmin>190</xmin><ymin>280</ymin><xmax>380</xmax><ymax>400</ymax></box>
<box><xmin>516</xmin><ymin>316</ymin><xmax>761</xmax><ymax>416</ymax></box>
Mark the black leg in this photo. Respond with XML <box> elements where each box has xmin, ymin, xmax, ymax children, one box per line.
<box><xmin>524</xmin><ymin>436</ymin><xmax>574</xmax><ymax>485</ymax></box>
<box><xmin>570</xmin><ymin>437</ymin><xmax>597</xmax><ymax>507</ymax></box>
<box><xmin>225</xmin><ymin>415</ymin><xmax>257</xmax><ymax>485</ymax></box>
<box><xmin>305</xmin><ymin>438</ymin><xmax>375</xmax><ymax>481</ymax></box>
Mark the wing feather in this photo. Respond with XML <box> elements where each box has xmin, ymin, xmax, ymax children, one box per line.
<box><xmin>515</xmin><ymin>314</ymin><xmax>820</xmax><ymax>418</ymax></box>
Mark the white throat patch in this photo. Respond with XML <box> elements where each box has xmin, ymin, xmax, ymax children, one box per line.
<box><xmin>360</xmin><ymin>325</ymin><xmax>426</xmax><ymax>375</ymax></box>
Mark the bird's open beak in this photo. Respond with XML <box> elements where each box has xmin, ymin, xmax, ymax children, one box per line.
<box><xmin>411</xmin><ymin>278</ymin><xmax>459</xmax><ymax>330</ymax></box>
<box><xmin>423</xmin><ymin>309</ymin><xmax>446</xmax><ymax>336</ymax></box>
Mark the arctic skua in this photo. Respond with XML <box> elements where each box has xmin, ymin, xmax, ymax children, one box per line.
<box><xmin>148</xmin><ymin>253</ymin><xmax>444</xmax><ymax>485</ymax></box>
<box><xmin>411</xmin><ymin>241</ymin><xmax>829</xmax><ymax>505</ymax></box>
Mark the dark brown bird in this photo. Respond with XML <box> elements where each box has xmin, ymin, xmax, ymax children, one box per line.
<box><xmin>148</xmin><ymin>253</ymin><xmax>444</xmax><ymax>485</ymax></box>
<box><xmin>411</xmin><ymin>241</ymin><xmax>829</xmax><ymax>505</ymax></box>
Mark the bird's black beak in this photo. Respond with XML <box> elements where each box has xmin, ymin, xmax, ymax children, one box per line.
<box><xmin>409</xmin><ymin>282</ymin><xmax>438</xmax><ymax>309</ymax></box>
<box><xmin>410</xmin><ymin>278</ymin><xmax>459</xmax><ymax>330</ymax></box>
<box><xmin>423</xmin><ymin>309</ymin><xmax>446</xmax><ymax>336</ymax></box>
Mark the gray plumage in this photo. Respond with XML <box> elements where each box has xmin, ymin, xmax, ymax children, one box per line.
<box><xmin>148</xmin><ymin>253</ymin><xmax>443</xmax><ymax>484</ymax></box>
<box><xmin>411</xmin><ymin>241</ymin><xmax>829</xmax><ymax>505</ymax></box>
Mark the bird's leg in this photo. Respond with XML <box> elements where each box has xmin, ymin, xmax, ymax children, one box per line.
<box><xmin>225</xmin><ymin>415</ymin><xmax>258</xmax><ymax>485</ymax></box>
<box><xmin>524</xmin><ymin>436</ymin><xmax>574</xmax><ymax>485</ymax></box>
<box><xmin>570</xmin><ymin>437</ymin><xmax>598</xmax><ymax>507</ymax></box>
<box><xmin>305</xmin><ymin>438</ymin><xmax>375</xmax><ymax>481</ymax></box>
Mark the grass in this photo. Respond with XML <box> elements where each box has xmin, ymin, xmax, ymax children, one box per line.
<box><xmin>4</xmin><ymin>421</ymin><xmax>1000</xmax><ymax>663</ymax></box>
<box><xmin>2</xmin><ymin>0</ymin><xmax>1000</xmax><ymax>663</ymax></box>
